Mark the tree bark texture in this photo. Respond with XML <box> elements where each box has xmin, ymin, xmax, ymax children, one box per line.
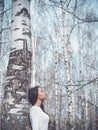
<box><xmin>0</xmin><ymin>0</ymin><xmax>4</xmax><ymax>53</ymax></box>
<box><xmin>0</xmin><ymin>0</ymin><xmax>4</xmax><ymax>129</ymax></box>
<box><xmin>2</xmin><ymin>0</ymin><xmax>32</xmax><ymax>130</ymax></box>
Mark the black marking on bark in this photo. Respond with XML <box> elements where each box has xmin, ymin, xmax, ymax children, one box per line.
<box><xmin>17</xmin><ymin>3</ymin><xmax>22</xmax><ymax>6</ymax></box>
<box><xmin>15</xmin><ymin>7</ymin><xmax>30</xmax><ymax>19</ymax></box>
<box><xmin>14</xmin><ymin>28</ymin><xmax>19</xmax><ymax>30</ymax></box>
<box><xmin>22</xmin><ymin>31</ymin><xmax>31</xmax><ymax>38</ymax></box>
<box><xmin>22</xmin><ymin>23</ymin><xmax>27</xmax><ymax>26</ymax></box>
<box><xmin>14</xmin><ymin>38</ymin><xmax>26</xmax><ymax>41</ymax></box>
<box><xmin>11</xmin><ymin>20</ymin><xmax>14</xmax><ymax>23</ymax></box>
<box><xmin>22</xmin><ymin>20</ymin><xmax>25</xmax><ymax>22</ymax></box>
<box><xmin>13</xmin><ymin>0</ymin><xmax>18</xmax><ymax>1</ymax></box>
<box><xmin>11</xmin><ymin>47</ymin><xmax>16</xmax><ymax>51</ymax></box>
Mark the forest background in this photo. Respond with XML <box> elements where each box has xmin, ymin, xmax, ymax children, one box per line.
<box><xmin>0</xmin><ymin>0</ymin><xmax>98</xmax><ymax>130</ymax></box>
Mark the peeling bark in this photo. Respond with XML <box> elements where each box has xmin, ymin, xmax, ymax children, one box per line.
<box><xmin>2</xmin><ymin>41</ymin><xmax>32</xmax><ymax>130</ymax></box>
<box><xmin>15</xmin><ymin>7</ymin><xmax>30</xmax><ymax>19</ymax></box>
<box><xmin>2</xmin><ymin>0</ymin><xmax>32</xmax><ymax>130</ymax></box>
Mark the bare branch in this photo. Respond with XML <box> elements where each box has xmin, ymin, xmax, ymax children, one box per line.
<box><xmin>46</xmin><ymin>3</ymin><xmax>98</xmax><ymax>23</ymax></box>
<box><xmin>74</xmin><ymin>76</ymin><xmax>98</xmax><ymax>92</ymax></box>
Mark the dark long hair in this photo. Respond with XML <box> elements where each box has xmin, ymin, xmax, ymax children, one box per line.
<box><xmin>28</xmin><ymin>86</ymin><xmax>45</xmax><ymax>112</ymax></box>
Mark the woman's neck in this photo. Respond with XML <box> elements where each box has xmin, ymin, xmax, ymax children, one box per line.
<box><xmin>34</xmin><ymin>99</ymin><xmax>42</xmax><ymax>107</ymax></box>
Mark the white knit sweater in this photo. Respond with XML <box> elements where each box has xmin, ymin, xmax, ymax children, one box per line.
<box><xmin>29</xmin><ymin>106</ymin><xmax>49</xmax><ymax>130</ymax></box>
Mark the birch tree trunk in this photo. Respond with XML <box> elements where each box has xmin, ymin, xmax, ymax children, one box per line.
<box><xmin>54</xmin><ymin>51</ymin><xmax>61</xmax><ymax>130</ymax></box>
<box><xmin>0</xmin><ymin>0</ymin><xmax>4</xmax><ymax>129</ymax></box>
<box><xmin>2</xmin><ymin>0</ymin><xmax>32</xmax><ymax>130</ymax></box>
<box><xmin>0</xmin><ymin>0</ymin><xmax>4</xmax><ymax>53</ymax></box>
<box><xmin>61</xmin><ymin>1</ymin><xmax>75</xmax><ymax>130</ymax></box>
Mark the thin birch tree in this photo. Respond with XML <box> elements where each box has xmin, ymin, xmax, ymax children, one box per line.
<box><xmin>0</xmin><ymin>0</ymin><xmax>4</xmax><ymax>129</ymax></box>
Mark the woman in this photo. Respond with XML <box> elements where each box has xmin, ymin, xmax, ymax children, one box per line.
<box><xmin>28</xmin><ymin>86</ymin><xmax>49</xmax><ymax>130</ymax></box>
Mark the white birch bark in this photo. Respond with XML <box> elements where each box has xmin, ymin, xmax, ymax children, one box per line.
<box><xmin>0</xmin><ymin>0</ymin><xmax>4</xmax><ymax>53</ymax></box>
<box><xmin>78</xmin><ymin>27</ymin><xmax>86</xmax><ymax>129</ymax></box>
<box><xmin>54</xmin><ymin>51</ymin><xmax>61</xmax><ymax>130</ymax></box>
<box><xmin>2</xmin><ymin>0</ymin><xmax>32</xmax><ymax>130</ymax></box>
<box><xmin>31</xmin><ymin>35</ymin><xmax>36</xmax><ymax>87</ymax></box>
<box><xmin>0</xmin><ymin>0</ymin><xmax>4</xmax><ymax>103</ymax></box>
<box><xmin>0</xmin><ymin>0</ymin><xmax>4</xmax><ymax>128</ymax></box>
<box><xmin>61</xmin><ymin>1</ymin><xmax>75</xmax><ymax>130</ymax></box>
<box><xmin>11</xmin><ymin>0</ymin><xmax>31</xmax><ymax>52</ymax></box>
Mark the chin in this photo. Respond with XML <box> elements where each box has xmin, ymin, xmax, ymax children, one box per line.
<box><xmin>44</xmin><ymin>96</ymin><xmax>47</xmax><ymax>100</ymax></box>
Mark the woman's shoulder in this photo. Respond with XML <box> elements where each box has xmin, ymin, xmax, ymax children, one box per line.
<box><xmin>30</xmin><ymin>106</ymin><xmax>42</xmax><ymax>112</ymax></box>
<box><xmin>29</xmin><ymin>106</ymin><xmax>42</xmax><ymax>118</ymax></box>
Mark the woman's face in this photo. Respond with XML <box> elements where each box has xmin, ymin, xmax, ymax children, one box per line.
<box><xmin>38</xmin><ymin>87</ymin><xmax>47</xmax><ymax>100</ymax></box>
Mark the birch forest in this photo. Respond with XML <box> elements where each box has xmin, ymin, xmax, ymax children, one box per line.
<box><xmin>0</xmin><ymin>0</ymin><xmax>98</xmax><ymax>130</ymax></box>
